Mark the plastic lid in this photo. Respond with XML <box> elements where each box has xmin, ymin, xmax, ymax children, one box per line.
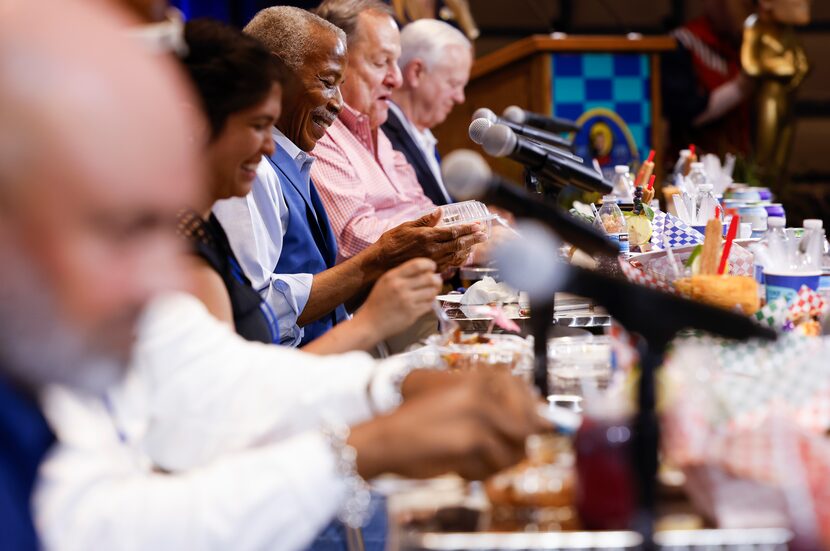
<box><xmin>768</xmin><ymin>217</ymin><xmax>785</xmax><ymax>227</ymax></box>
<box><xmin>804</xmin><ymin>219</ymin><xmax>823</xmax><ymax>230</ymax></box>
<box><xmin>691</xmin><ymin>162</ymin><xmax>704</xmax><ymax>170</ymax></box>
<box><xmin>433</xmin><ymin>200</ymin><xmax>493</xmax><ymax>226</ymax></box>
<box><xmin>698</xmin><ymin>184</ymin><xmax>713</xmax><ymax>192</ymax></box>
<box><xmin>602</xmin><ymin>195</ymin><xmax>618</xmax><ymax>203</ymax></box>
<box><xmin>614</xmin><ymin>165</ymin><xmax>629</xmax><ymax>174</ymax></box>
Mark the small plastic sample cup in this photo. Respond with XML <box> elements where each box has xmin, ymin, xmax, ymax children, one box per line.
<box><xmin>434</xmin><ymin>200</ymin><xmax>495</xmax><ymax>237</ymax></box>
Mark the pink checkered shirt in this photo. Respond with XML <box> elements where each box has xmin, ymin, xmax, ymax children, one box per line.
<box><xmin>311</xmin><ymin>103</ymin><xmax>437</xmax><ymax>260</ymax></box>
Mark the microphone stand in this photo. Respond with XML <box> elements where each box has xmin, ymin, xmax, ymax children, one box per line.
<box><xmin>523</xmin><ymin>167</ymin><xmax>540</xmax><ymax>194</ymax></box>
<box><xmin>556</xmin><ymin>265</ymin><xmax>776</xmax><ymax>550</ymax></box>
<box><xmin>485</xmin><ymin>165</ymin><xmax>774</xmax><ymax>547</ymax></box>
<box><xmin>530</xmin><ymin>297</ymin><xmax>554</xmax><ymax>397</ymax></box>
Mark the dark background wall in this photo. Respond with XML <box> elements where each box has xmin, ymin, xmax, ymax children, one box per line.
<box><xmin>174</xmin><ymin>0</ymin><xmax>830</xmax><ymax>222</ymax></box>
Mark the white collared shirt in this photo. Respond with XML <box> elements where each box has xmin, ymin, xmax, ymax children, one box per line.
<box><xmin>35</xmin><ymin>292</ymin><xmax>413</xmax><ymax>550</ymax></box>
<box><xmin>212</xmin><ymin>128</ymin><xmax>313</xmax><ymax>346</ymax></box>
<box><xmin>387</xmin><ymin>101</ymin><xmax>452</xmax><ymax>204</ymax></box>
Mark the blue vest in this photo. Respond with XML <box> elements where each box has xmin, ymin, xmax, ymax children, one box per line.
<box><xmin>267</xmin><ymin>147</ymin><xmax>349</xmax><ymax>345</ymax></box>
<box><xmin>0</xmin><ymin>375</ymin><xmax>54</xmax><ymax>550</ymax></box>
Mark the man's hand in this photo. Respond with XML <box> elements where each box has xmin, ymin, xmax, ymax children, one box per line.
<box><xmin>348</xmin><ymin>370</ymin><xmax>551</xmax><ymax>481</ymax></box>
<box><xmin>354</xmin><ymin>258</ymin><xmax>442</xmax><ymax>341</ymax></box>
<box><xmin>467</xmin><ymin>222</ymin><xmax>514</xmax><ymax>266</ymax></box>
<box><xmin>370</xmin><ymin>210</ymin><xmax>487</xmax><ymax>274</ymax></box>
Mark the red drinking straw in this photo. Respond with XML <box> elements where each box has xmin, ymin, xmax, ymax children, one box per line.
<box><xmin>646</xmin><ymin>149</ymin><xmax>655</xmax><ymax>163</ymax></box>
<box><xmin>689</xmin><ymin>144</ymin><xmax>696</xmax><ymax>156</ymax></box>
<box><xmin>647</xmin><ymin>174</ymin><xmax>656</xmax><ymax>190</ymax></box>
<box><xmin>715</xmin><ymin>206</ymin><xmax>721</xmax><ymax>220</ymax></box>
<box><xmin>718</xmin><ymin>215</ymin><xmax>740</xmax><ymax>275</ymax></box>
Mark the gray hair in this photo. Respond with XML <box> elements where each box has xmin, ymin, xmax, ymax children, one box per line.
<box><xmin>315</xmin><ymin>0</ymin><xmax>395</xmax><ymax>44</ymax></box>
<box><xmin>243</xmin><ymin>6</ymin><xmax>345</xmax><ymax>72</ymax></box>
<box><xmin>398</xmin><ymin>18</ymin><xmax>472</xmax><ymax>70</ymax></box>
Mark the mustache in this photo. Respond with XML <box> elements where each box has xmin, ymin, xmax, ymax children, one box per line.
<box><xmin>311</xmin><ymin>108</ymin><xmax>338</xmax><ymax>127</ymax></box>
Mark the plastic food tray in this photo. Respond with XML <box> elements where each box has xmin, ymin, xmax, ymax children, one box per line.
<box><xmin>422</xmin><ymin>201</ymin><xmax>496</xmax><ymax>237</ymax></box>
<box><xmin>424</xmin><ymin>333</ymin><xmax>532</xmax><ymax>374</ymax></box>
<box><xmin>437</xmin><ymin>200</ymin><xmax>495</xmax><ymax>226</ymax></box>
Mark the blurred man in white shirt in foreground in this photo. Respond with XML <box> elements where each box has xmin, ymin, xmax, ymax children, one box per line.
<box><xmin>32</xmin><ymin>9</ymin><xmax>550</xmax><ymax>551</ymax></box>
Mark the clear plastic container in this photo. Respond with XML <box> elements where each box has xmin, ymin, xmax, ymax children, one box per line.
<box><xmin>594</xmin><ymin>196</ymin><xmax>629</xmax><ymax>256</ymax></box>
<box><xmin>611</xmin><ymin>165</ymin><xmax>634</xmax><ymax>202</ymax></box>
<box><xmin>433</xmin><ymin>200</ymin><xmax>495</xmax><ymax>236</ymax></box>
<box><xmin>424</xmin><ymin>332</ymin><xmax>532</xmax><ymax>379</ymax></box>
<box><xmin>547</xmin><ymin>336</ymin><xmax>612</xmax><ymax>396</ymax></box>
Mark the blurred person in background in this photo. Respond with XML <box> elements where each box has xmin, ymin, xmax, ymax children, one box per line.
<box><xmin>662</xmin><ymin>0</ymin><xmax>756</xmax><ymax>160</ymax></box>
<box><xmin>390</xmin><ymin>0</ymin><xmax>480</xmax><ymax>40</ymax></box>
<box><xmin>382</xmin><ymin>18</ymin><xmax>473</xmax><ymax>206</ymax></box>
<box><xmin>0</xmin><ymin>0</ymin><xmax>201</xmax><ymax>548</ymax></box>
<box><xmin>34</xmin><ymin>18</ymin><xmax>550</xmax><ymax>551</ymax></box>
<box><xmin>215</xmin><ymin>6</ymin><xmax>481</xmax><ymax>348</ymax></box>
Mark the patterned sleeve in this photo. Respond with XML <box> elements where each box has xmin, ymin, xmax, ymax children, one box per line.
<box><xmin>310</xmin><ymin>137</ymin><xmax>400</xmax><ymax>259</ymax></box>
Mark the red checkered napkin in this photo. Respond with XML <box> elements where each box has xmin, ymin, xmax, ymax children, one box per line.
<box><xmin>619</xmin><ymin>257</ymin><xmax>677</xmax><ymax>294</ymax></box>
<box><xmin>787</xmin><ymin>285</ymin><xmax>828</xmax><ymax>322</ymax></box>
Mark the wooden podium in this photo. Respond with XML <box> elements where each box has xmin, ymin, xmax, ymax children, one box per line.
<box><xmin>434</xmin><ymin>35</ymin><xmax>676</xmax><ymax>188</ymax></box>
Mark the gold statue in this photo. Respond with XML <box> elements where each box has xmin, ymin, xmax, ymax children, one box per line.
<box><xmin>741</xmin><ymin>0</ymin><xmax>810</xmax><ymax>188</ymax></box>
<box><xmin>391</xmin><ymin>0</ymin><xmax>480</xmax><ymax>40</ymax></box>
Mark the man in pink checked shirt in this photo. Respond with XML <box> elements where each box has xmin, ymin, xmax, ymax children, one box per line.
<box><xmin>312</xmin><ymin>0</ymin><xmax>452</xmax><ymax>261</ymax></box>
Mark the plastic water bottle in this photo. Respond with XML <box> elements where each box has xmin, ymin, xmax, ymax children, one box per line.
<box><xmin>765</xmin><ymin>217</ymin><xmax>792</xmax><ymax>272</ymax></box>
<box><xmin>695</xmin><ymin>184</ymin><xmax>722</xmax><ymax>224</ymax></box>
<box><xmin>595</xmin><ymin>195</ymin><xmax>629</xmax><ymax>256</ymax></box>
<box><xmin>611</xmin><ymin>166</ymin><xmax>634</xmax><ymax>202</ymax></box>
<box><xmin>800</xmin><ymin>219</ymin><xmax>825</xmax><ymax>271</ymax></box>
<box><xmin>749</xmin><ymin>242</ymin><xmax>771</xmax><ymax>302</ymax></box>
<box><xmin>672</xmin><ymin>149</ymin><xmax>691</xmax><ymax>179</ymax></box>
<box><xmin>685</xmin><ymin>162</ymin><xmax>708</xmax><ymax>196</ymax></box>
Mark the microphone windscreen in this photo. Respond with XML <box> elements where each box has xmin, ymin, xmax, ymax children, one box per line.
<box><xmin>502</xmin><ymin>105</ymin><xmax>525</xmax><ymax>124</ymax></box>
<box><xmin>442</xmin><ymin>149</ymin><xmax>491</xmax><ymax>201</ymax></box>
<box><xmin>468</xmin><ymin>118</ymin><xmax>492</xmax><ymax>145</ymax></box>
<box><xmin>481</xmin><ymin>124</ymin><xmax>517</xmax><ymax>157</ymax></box>
<box><xmin>471</xmin><ymin>107</ymin><xmax>497</xmax><ymax>123</ymax></box>
<box><xmin>493</xmin><ymin>220</ymin><xmax>565</xmax><ymax>301</ymax></box>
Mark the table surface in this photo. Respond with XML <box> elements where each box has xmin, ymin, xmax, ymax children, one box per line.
<box><xmin>439</xmin><ymin>293</ymin><xmax>611</xmax><ymax>334</ymax></box>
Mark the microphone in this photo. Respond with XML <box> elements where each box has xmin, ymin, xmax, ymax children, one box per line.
<box><xmin>503</xmin><ymin>105</ymin><xmax>581</xmax><ymax>134</ymax></box>
<box><xmin>472</xmin><ymin>107</ymin><xmax>573</xmax><ymax>151</ymax></box>
<box><xmin>481</xmin><ymin>124</ymin><xmax>612</xmax><ymax>195</ymax></box>
<box><xmin>442</xmin><ymin>149</ymin><xmax>619</xmax><ymax>257</ymax></box>
<box><xmin>469</xmin><ymin>118</ymin><xmax>583</xmax><ymax>164</ymax></box>
<box><xmin>467</xmin><ymin>117</ymin><xmax>492</xmax><ymax>145</ymax></box>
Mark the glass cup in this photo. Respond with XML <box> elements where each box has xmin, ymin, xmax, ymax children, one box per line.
<box><xmin>547</xmin><ymin>336</ymin><xmax>613</xmax><ymax>397</ymax></box>
<box><xmin>574</xmin><ymin>414</ymin><xmax>635</xmax><ymax>530</ymax></box>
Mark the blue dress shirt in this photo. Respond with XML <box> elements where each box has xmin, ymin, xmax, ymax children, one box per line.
<box><xmin>0</xmin><ymin>375</ymin><xmax>54</xmax><ymax>550</ymax></box>
<box><xmin>214</xmin><ymin>129</ymin><xmax>348</xmax><ymax>346</ymax></box>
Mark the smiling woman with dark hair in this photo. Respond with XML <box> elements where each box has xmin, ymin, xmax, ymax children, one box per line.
<box><xmin>178</xmin><ymin>18</ymin><xmax>284</xmax><ymax>344</ymax></box>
